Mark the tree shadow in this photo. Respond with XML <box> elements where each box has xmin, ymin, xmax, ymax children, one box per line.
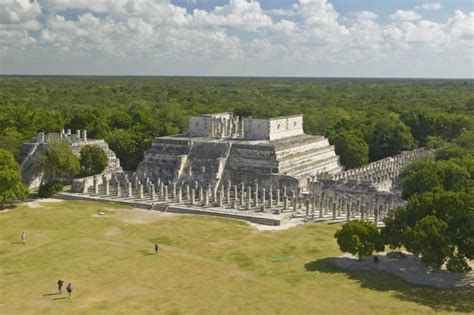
<box><xmin>0</xmin><ymin>204</ymin><xmax>18</xmax><ymax>211</ymax></box>
<box><xmin>304</xmin><ymin>258</ymin><xmax>474</xmax><ymax>313</ymax></box>
<box><xmin>137</xmin><ymin>249</ymin><xmax>155</xmax><ymax>256</ymax></box>
<box><xmin>11</xmin><ymin>241</ymin><xmax>24</xmax><ymax>245</ymax></box>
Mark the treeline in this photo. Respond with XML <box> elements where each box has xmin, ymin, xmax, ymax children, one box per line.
<box><xmin>0</xmin><ymin>76</ymin><xmax>473</xmax><ymax>170</ymax></box>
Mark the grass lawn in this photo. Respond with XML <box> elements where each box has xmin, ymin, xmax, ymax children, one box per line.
<box><xmin>0</xmin><ymin>199</ymin><xmax>472</xmax><ymax>314</ymax></box>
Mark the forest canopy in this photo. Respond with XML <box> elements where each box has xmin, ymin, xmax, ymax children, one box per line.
<box><xmin>0</xmin><ymin>76</ymin><xmax>472</xmax><ymax>171</ymax></box>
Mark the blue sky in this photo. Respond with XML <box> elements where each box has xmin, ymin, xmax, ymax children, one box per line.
<box><xmin>0</xmin><ymin>0</ymin><xmax>473</xmax><ymax>77</ymax></box>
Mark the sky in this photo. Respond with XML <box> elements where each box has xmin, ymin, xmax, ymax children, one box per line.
<box><xmin>0</xmin><ymin>0</ymin><xmax>473</xmax><ymax>78</ymax></box>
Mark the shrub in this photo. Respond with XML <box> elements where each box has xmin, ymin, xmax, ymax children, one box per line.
<box><xmin>38</xmin><ymin>181</ymin><xmax>65</xmax><ymax>198</ymax></box>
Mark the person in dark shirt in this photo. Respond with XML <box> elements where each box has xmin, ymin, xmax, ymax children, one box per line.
<box><xmin>57</xmin><ymin>279</ymin><xmax>64</xmax><ymax>294</ymax></box>
<box><xmin>154</xmin><ymin>243</ymin><xmax>159</xmax><ymax>255</ymax></box>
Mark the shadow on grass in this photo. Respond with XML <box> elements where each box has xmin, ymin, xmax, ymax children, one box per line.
<box><xmin>43</xmin><ymin>292</ymin><xmax>60</xmax><ymax>296</ymax></box>
<box><xmin>137</xmin><ymin>249</ymin><xmax>155</xmax><ymax>256</ymax></box>
<box><xmin>0</xmin><ymin>204</ymin><xmax>19</xmax><ymax>211</ymax></box>
<box><xmin>52</xmin><ymin>297</ymin><xmax>67</xmax><ymax>301</ymax></box>
<box><xmin>304</xmin><ymin>258</ymin><xmax>474</xmax><ymax>313</ymax></box>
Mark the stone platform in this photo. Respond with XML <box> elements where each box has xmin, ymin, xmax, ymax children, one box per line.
<box><xmin>56</xmin><ymin>191</ymin><xmax>292</xmax><ymax>226</ymax></box>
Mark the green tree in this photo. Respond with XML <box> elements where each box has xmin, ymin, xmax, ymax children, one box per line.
<box><xmin>79</xmin><ymin>145</ymin><xmax>108</xmax><ymax>177</ymax></box>
<box><xmin>382</xmin><ymin>191</ymin><xmax>473</xmax><ymax>272</ymax></box>
<box><xmin>105</xmin><ymin>129</ymin><xmax>139</xmax><ymax>171</ymax></box>
<box><xmin>400</xmin><ymin>157</ymin><xmax>442</xmax><ymax>199</ymax></box>
<box><xmin>0</xmin><ymin>149</ymin><xmax>28</xmax><ymax>209</ymax></box>
<box><xmin>369</xmin><ymin>118</ymin><xmax>416</xmax><ymax>161</ymax></box>
<box><xmin>332</xmin><ymin>131</ymin><xmax>369</xmax><ymax>169</ymax></box>
<box><xmin>41</xmin><ymin>140</ymin><xmax>80</xmax><ymax>181</ymax></box>
<box><xmin>405</xmin><ymin>215</ymin><xmax>452</xmax><ymax>269</ymax></box>
<box><xmin>334</xmin><ymin>220</ymin><xmax>384</xmax><ymax>260</ymax></box>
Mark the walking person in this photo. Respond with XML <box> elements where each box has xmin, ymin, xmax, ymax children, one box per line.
<box><xmin>57</xmin><ymin>279</ymin><xmax>64</xmax><ymax>294</ymax></box>
<box><xmin>21</xmin><ymin>232</ymin><xmax>27</xmax><ymax>245</ymax></box>
<box><xmin>154</xmin><ymin>243</ymin><xmax>159</xmax><ymax>255</ymax></box>
<box><xmin>66</xmin><ymin>283</ymin><xmax>73</xmax><ymax>298</ymax></box>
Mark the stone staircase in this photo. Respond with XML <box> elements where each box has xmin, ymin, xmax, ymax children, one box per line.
<box><xmin>179</xmin><ymin>141</ymin><xmax>231</xmax><ymax>187</ymax></box>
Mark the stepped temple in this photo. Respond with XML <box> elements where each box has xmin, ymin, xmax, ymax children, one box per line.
<box><xmin>136</xmin><ymin>113</ymin><xmax>343</xmax><ymax>191</ymax></box>
<box><xmin>22</xmin><ymin>113</ymin><xmax>433</xmax><ymax>226</ymax></box>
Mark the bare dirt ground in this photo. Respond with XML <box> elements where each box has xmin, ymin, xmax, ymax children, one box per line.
<box><xmin>24</xmin><ymin>198</ymin><xmax>64</xmax><ymax>208</ymax></box>
<box><xmin>334</xmin><ymin>252</ymin><xmax>474</xmax><ymax>289</ymax></box>
<box><xmin>247</xmin><ymin>217</ymin><xmax>305</xmax><ymax>231</ymax></box>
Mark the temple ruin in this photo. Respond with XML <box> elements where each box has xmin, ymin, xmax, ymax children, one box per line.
<box><xmin>26</xmin><ymin>113</ymin><xmax>434</xmax><ymax>226</ymax></box>
<box><xmin>20</xmin><ymin>129</ymin><xmax>122</xmax><ymax>189</ymax></box>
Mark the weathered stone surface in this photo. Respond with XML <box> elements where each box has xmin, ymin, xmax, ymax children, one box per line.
<box><xmin>21</xmin><ymin>130</ymin><xmax>122</xmax><ymax>189</ymax></box>
<box><xmin>136</xmin><ymin>113</ymin><xmax>342</xmax><ymax>191</ymax></box>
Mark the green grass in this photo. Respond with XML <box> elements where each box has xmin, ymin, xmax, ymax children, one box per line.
<box><xmin>0</xmin><ymin>200</ymin><xmax>472</xmax><ymax>314</ymax></box>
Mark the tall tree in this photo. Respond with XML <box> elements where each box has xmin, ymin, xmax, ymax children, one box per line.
<box><xmin>41</xmin><ymin>140</ymin><xmax>80</xmax><ymax>181</ymax></box>
<box><xmin>79</xmin><ymin>145</ymin><xmax>108</xmax><ymax>177</ymax></box>
<box><xmin>332</xmin><ymin>131</ymin><xmax>369</xmax><ymax>169</ymax></box>
<box><xmin>0</xmin><ymin>149</ymin><xmax>28</xmax><ymax>209</ymax></box>
<box><xmin>369</xmin><ymin>118</ymin><xmax>416</xmax><ymax>161</ymax></box>
<box><xmin>382</xmin><ymin>191</ymin><xmax>473</xmax><ymax>272</ymax></box>
<box><xmin>334</xmin><ymin>220</ymin><xmax>384</xmax><ymax>260</ymax></box>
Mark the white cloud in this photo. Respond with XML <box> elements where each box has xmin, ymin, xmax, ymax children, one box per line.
<box><xmin>266</xmin><ymin>8</ymin><xmax>295</xmax><ymax>17</ymax></box>
<box><xmin>415</xmin><ymin>3</ymin><xmax>442</xmax><ymax>11</ymax></box>
<box><xmin>390</xmin><ymin>10</ymin><xmax>422</xmax><ymax>22</ymax></box>
<box><xmin>0</xmin><ymin>0</ymin><xmax>472</xmax><ymax>77</ymax></box>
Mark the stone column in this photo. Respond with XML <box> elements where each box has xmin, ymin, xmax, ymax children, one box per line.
<box><xmin>212</xmin><ymin>186</ymin><xmax>217</xmax><ymax>203</ymax></box>
<box><xmin>177</xmin><ymin>186</ymin><xmax>182</xmax><ymax>203</ymax></box>
<box><xmin>346</xmin><ymin>198</ymin><xmax>351</xmax><ymax>222</ymax></box>
<box><xmin>137</xmin><ymin>183</ymin><xmax>143</xmax><ymax>199</ymax></box>
<box><xmin>262</xmin><ymin>188</ymin><xmax>266</xmax><ymax>208</ymax></box>
<box><xmin>127</xmin><ymin>182</ymin><xmax>132</xmax><ymax>198</ymax></box>
<box><xmin>199</xmin><ymin>186</ymin><xmax>203</xmax><ymax>203</ymax></box>
<box><xmin>332</xmin><ymin>196</ymin><xmax>337</xmax><ymax>220</ymax></box>
<box><xmin>204</xmin><ymin>188</ymin><xmax>209</xmax><ymax>206</ymax></box>
<box><xmin>163</xmin><ymin>186</ymin><xmax>168</xmax><ymax>202</ymax></box>
<box><xmin>226</xmin><ymin>185</ymin><xmax>230</xmax><ymax>204</ymax></box>
<box><xmin>305</xmin><ymin>198</ymin><xmax>310</xmax><ymax>218</ymax></box>
<box><xmin>159</xmin><ymin>183</ymin><xmax>164</xmax><ymax>200</ymax></box>
<box><xmin>233</xmin><ymin>185</ymin><xmax>238</xmax><ymax>205</ymax></box>
<box><xmin>116</xmin><ymin>181</ymin><xmax>121</xmax><ymax>197</ymax></box>
<box><xmin>240</xmin><ymin>185</ymin><xmax>245</xmax><ymax>206</ymax></box>
<box><xmin>247</xmin><ymin>186</ymin><xmax>252</xmax><ymax>210</ymax></box>
<box><xmin>104</xmin><ymin>179</ymin><xmax>110</xmax><ymax>196</ymax></box>
<box><xmin>284</xmin><ymin>195</ymin><xmax>288</xmax><ymax>210</ymax></box>
<box><xmin>172</xmin><ymin>183</ymin><xmax>177</xmax><ymax>199</ymax></box>
<box><xmin>185</xmin><ymin>185</ymin><xmax>190</xmax><ymax>201</ymax></box>
<box><xmin>220</xmin><ymin>190</ymin><xmax>225</xmax><ymax>207</ymax></box>
<box><xmin>254</xmin><ymin>184</ymin><xmax>259</xmax><ymax>207</ymax></box>
<box><xmin>93</xmin><ymin>176</ymin><xmax>99</xmax><ymax>194</ymax></box>
<box><xmin>319</xmin><ymin>193</ymin><xmax>324</xmax><ymax>218</ymax></box>
<box><xmin>150</xmin><ymin>184</ymin><xmax>155</xmax><ymax>200</ymax></box>
<box><xmin>276</xmin><ymin>188</ymin><xmax>281</xmax><ymax>206</ymax></box>
<box><xmin>191</xmin><ymin>188</ymin><xmax>195</xmax><ymax>205</ymax></box>
<box><xmin>269</xmin><ymin>187</ymin><xmax>273</xmax><ymax>208</ymax></box>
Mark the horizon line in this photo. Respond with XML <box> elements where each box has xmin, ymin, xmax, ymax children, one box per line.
<box><xmin>1</xmin><ymin>74</ymin><xmax>473</xmax><ymax>80</ymax></box>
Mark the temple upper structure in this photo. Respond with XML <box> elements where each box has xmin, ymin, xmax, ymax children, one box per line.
<box><xmin>188</xmin><ymin>112</ymin><xmax>304</xmax><ymax>141</ymax></box>
<box><xmin>137</xmin><ymin>113</ymin><xmax>343</xmax><ymax>190</ymax></box>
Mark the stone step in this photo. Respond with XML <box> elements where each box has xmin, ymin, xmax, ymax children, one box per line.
<box><xmin>277</xmin><ymin>146</ymin><xmax>336</xmax><ymax>168</ymax></box>
<box><xmin>281</xmin><ymin>156</ymin><xmax>341</xmax><ymax>176</ymax></box>
<box><xmin>274</xmin><ymin>137</ymin><xmax>330</xmax><ymax>159</ymax></box>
